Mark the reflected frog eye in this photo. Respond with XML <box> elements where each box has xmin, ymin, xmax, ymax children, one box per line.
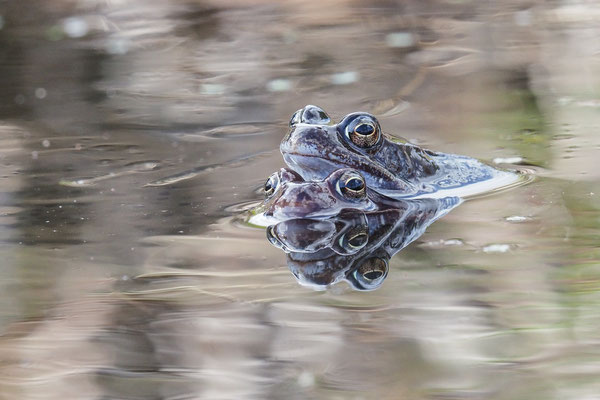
<box><xmin>336</xmin><ymin>171</ymin><xmax>366</xmax><ymax>199</ymax></box>
<box><xmin>347</xmin><ymin>231</ymin><xmax>368</xmax><ymax>248</ymax></box>
<box><xmin>264</xmin><ymin>173</ymin><xmax>280</xmax><ymax>197</ymax></box>
<box><xmin>338</xmin><ymin>226</ymin><xmax>369</xmax><ymax>253</ymax></box>
<box><xmin>351</xmin><ymin>257</ymin><xmax>388</xmax><ymax>290</ymax></box>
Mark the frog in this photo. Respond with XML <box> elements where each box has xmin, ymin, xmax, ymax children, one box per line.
<box><xmin>280</xmin><ymin>105</ymin><xmax>520</xmax><ymax>198</ymax></box>
<box><xmin>251</xmin><ymin>167</ymin><xmax>407</xmax><ymax>225</ymax></box>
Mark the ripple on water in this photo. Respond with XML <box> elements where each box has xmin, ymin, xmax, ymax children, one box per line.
<box><xmin>59</xmin><ymin>161</ymin><xmax>160</xmax><ymax>187</ymax></box>
<box><xmin>174</xmin><ymin>123</ymin><xmax>280</xmax><ymax>141</ymax></box>
<box><xmin>482</xmin><ymin>243</ymin><xmax>513</xmax><ymax>253</ymax></box>
<box><xmin>505</xmin><ymin>215</ymin><xmax>533</xmax><ymax>223</ymax></box>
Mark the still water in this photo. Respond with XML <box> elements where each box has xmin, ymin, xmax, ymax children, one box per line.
<box><xmin>1</xmin><ymin>1</ymin><xmax>600</xmax><ymax>399</ymax></box>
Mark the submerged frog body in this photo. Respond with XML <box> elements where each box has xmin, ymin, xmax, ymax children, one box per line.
<box><xmin>281</xmin><ymin>105</ymin><xmax>519</xmax><ymax>198</ymax></box>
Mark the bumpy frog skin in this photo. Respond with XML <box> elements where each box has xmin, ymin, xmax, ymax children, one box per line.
<box><xmin>281</xmin><ymin>105</ymin><xmax>519</xmax><ymax>198</ymax></box>
<box><xmin>266</xmin><ymin>197</ymin><xmax>461</xmax><ymax>290</ymax></box>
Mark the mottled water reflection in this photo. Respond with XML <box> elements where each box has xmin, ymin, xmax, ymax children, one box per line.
<box><xmin>1</xmin><ymin>0</ymin><xmax>600</xmax><ymax>399</ymax></box>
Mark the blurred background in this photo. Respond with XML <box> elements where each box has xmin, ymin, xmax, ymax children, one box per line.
<box><xmin>0</xmin><ymin>0</ymin><xmax>600</xmax><ymax>398</ymax></box>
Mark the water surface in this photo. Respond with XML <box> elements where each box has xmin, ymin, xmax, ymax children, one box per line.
<box><xmin>1</xmin><ymin>1</ymin><xmax>600</xmax><ymax>399</ymax></box>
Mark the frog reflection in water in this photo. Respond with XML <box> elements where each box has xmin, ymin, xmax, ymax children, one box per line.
<box><xmin>281</xmin><ymin>105</ymin><xmax>520</xmax><ymax>198</ymax></box>
<box><xmin>256</xmin><ymin>168</ymin><xmax>460</xmax><ymax>290</ymax></box>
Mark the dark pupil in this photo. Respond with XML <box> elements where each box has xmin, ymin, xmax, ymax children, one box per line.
<box><xmin>348</xmin><ymin>233</ymin><xmax>368</xmax><ymax>247</ymax></box>
<box><xmin>363</xmin><ymin>269</ymin><xmax>383</xmax><ymax>281</ymax></box>
<box><xmin>355</xmin><ymin>123</ymin><xmax>374</xmax><ymax>136</ymax></box>
<box><xmin>345</xmin><ymin>177</ymin><xmax>364</xmax><ymax>191</ymax></box>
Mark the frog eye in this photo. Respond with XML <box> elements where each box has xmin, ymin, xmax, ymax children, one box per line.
<box><xmin>351</xmin><ymin>257</ymin><xmax>388</xmax><ymax>290</ymax></box>
<box><xmin>340</xmin><ymin>113</ymin><xmax>382</xmax><ymax>149</ymax></box>
<box><xmin>289</xmin><ymin>109</ymin><xmax>302</xmax><ymax>127</ymax></box>
<box><xmin>336</xmin><ymin>171</ymin><xmax>366</xmax><ymax>199</ymax></box>
<box><xmin>264</xmin><ymin>173</ymin><xmax>280</xmax><ymax>197</ymax></box>
<box><xmin>350</xmin><ymin>119</ymin><xmax>380</xmax><ymax>147</ymax></box>
<box><xmin>338</xmin><ymin>226</ymin><xmax>369</xmax><ymax>253</ymax></box>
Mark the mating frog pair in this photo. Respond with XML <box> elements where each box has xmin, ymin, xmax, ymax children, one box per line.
<box><xmin>256</xmin><ymin>105</ymin><xmax>520</xmax><ymax>290</ymax></box>
<box><xmin>261</xmin><ymin>104</ymin><xmax>518</xmax><ymax>221</ymax></box>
